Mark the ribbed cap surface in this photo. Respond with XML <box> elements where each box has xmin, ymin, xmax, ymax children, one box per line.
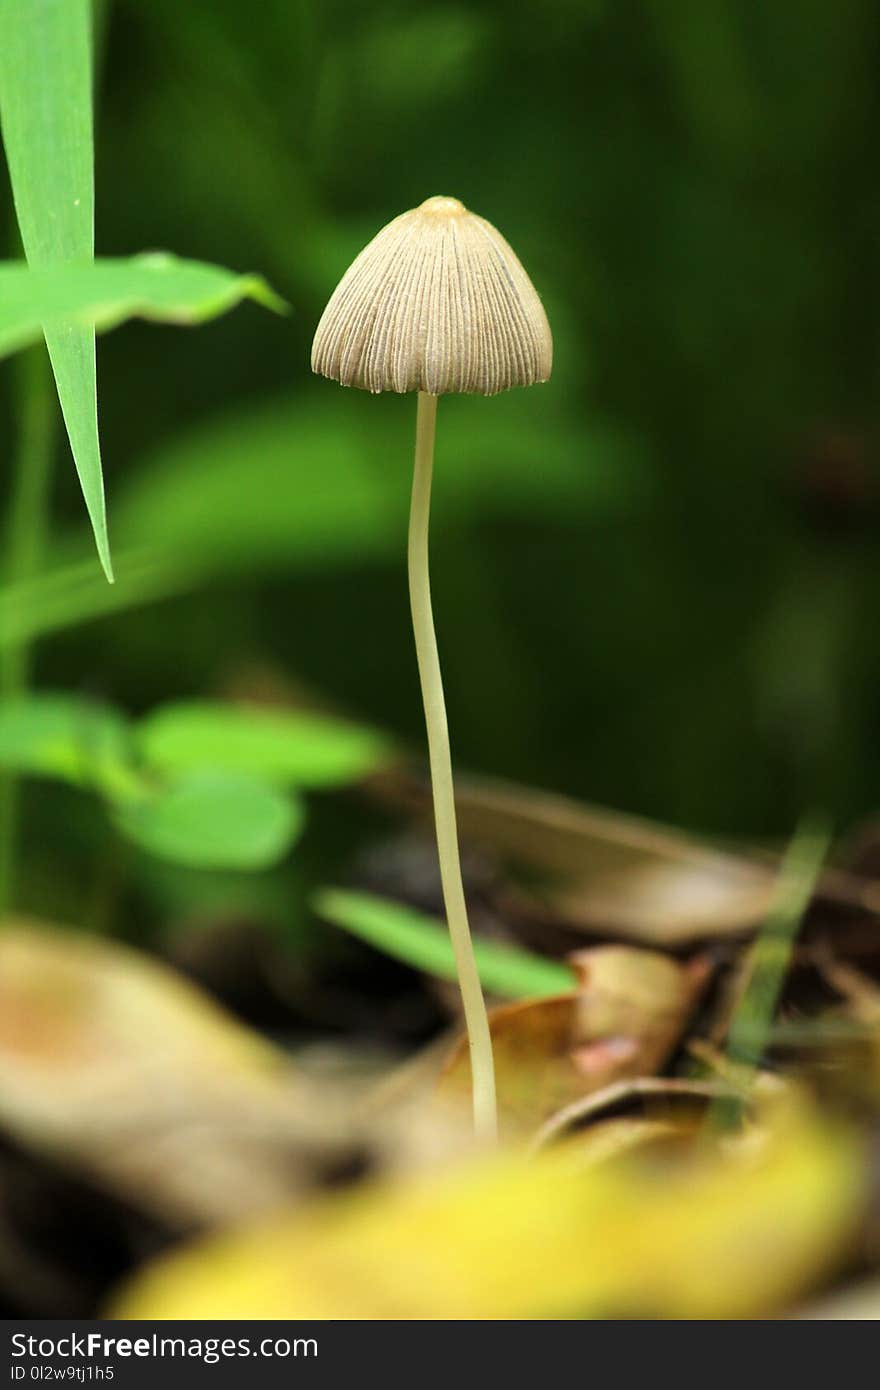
<box><xmin>311</xmin><ymin>196</ymin><xmax>552</xmax><ymax>396</ymax></box>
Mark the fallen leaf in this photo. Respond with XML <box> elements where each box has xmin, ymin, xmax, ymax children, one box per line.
<box><xmin>108</xmin><ymin>1101</ymin><xmax>864</xmax><ymax>1320</ymax></box>
<box><xmin>438</xmin><ymin>946</ymin><xmax>709</xmax><ymax>1138</ymax></box>
<box><xmin>809</xmin><ymin>948</ymin><xmax>880</xmax><ymax>1099</ymax></box>
<box><xmin>377</xmin><ymin>770</ymin><xmax>880</xmax><ymax>944</ymax></box>
<box><xmin>379</xmin><ymin>771</ymin><xmax>776</xmax><ymax>944</ymax></box>
<box><xmin>0</xmin><ymin>921</ymin><xmax>349</xmax><ymax>1226</ymax></box>
<box><xmin>530</xmin><ymin>1076</ymin><xmax>732</xmax><ymax>1152</ymax></box>
<box><xmin>795</xmin><ymin>1278</ymin><xmax>880</xmax><ymax>1320</ymax></box>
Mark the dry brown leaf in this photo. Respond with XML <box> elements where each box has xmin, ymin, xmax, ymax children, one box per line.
<box><xmin>794</xmin><ymin>1278</ymin><xmax>880</xmax><ymax>1320</ymax></box>
<box><xmin>437</xmin><ymin>945</ymin><xmax>709</xmax><ymax>1139</ymax></box>
<box><xmin>805</xmin><ymin>948</ymin><xmax>880</xmax><ymax>1099</ymax></box>
<box><xmin>530</xmin><ymin>1075</ymin><xmax>732</xmax><ymax>1151</ymax></box>
<box><xmin>378</xmin><ymin>771</ymin><xmax>776</xmax><ymax>944</ymax></box>
<box><xmin>0</xmin><ymin>920</ymin><xmax>350</xmax><ymax>1227</ymax></box>
<box><xmin>814</xmin><ymin>952</ymin><xmax>880</xmax><ymax>1026</ymax></box>
<box><xmin>546</xmin><ymin>1115</ymin><xmax>684</xmax><ymax>1165</ymax></box>
<box><xmin>376</xmin><ymin>770</ymin><xmax>880</xmax><ymax>945</ymax></box>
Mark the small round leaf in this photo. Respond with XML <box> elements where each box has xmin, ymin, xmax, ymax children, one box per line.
<box><xmin>114</xmin><ymin>770</ymin><xmax>303</xmax><ymax>870</ymax></box>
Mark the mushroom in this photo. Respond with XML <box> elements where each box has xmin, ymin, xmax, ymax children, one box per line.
<box><xmin>312</xmin><ymin>195</ymin><xmax>553</xmax><ymax>1139</ymax></box>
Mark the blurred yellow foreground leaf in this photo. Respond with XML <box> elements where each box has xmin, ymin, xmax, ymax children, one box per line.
<box><xmin>111</xmin><ymin>1104</ymin><xmax>863</xmax><ymax>1320</ymax></box>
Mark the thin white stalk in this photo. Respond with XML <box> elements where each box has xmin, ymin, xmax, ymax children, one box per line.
<box><xmin>407</xmin><ymin>390</ymin><xmax>497</xmax><ymax>1141</ymax></box>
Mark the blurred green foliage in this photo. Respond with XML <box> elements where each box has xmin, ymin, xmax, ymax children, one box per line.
<box><xmin>0</xmin><ymin>691</ymin><xmax>389</xmax><ymax>870</ymax></box>
<box><xmin>314</xmin><ymin>887</ymin><xmax>577</xmax><ymax>999</ymax></box>
<box><xmin>3</xmin><ymin>0</ymin><xmax>880</xmax><ymax>937</ymax></box>
<box><xmin>0</xmin><ymin>256</ymin><xmax>282</xmax><ymax>360</ymax></box>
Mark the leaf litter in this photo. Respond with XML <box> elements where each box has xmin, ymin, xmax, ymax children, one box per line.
<box><xmin>3</xmin><ymin>773</ymin><xmax>880</xmax><ymax>1318</ymax></box>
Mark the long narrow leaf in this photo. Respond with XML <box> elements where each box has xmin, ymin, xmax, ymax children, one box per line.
<box><xmin>725</xmin><ymin>815</ymin><xmax>830</xmax><ymax>1071</ymax></box>
<box><xmin>708</xmin><ymin>815</ymin><xmax>830</xmax><ymax>1132</ymax></box>
<box><xmin>0</xmin><ymin>0</ymin><xmax>111</xmax><ymax>577</ymax></box>
<box><xmin>314</xmin><ymin>888</ymin><xmax>576</xmax><ymax>999</ymax></box>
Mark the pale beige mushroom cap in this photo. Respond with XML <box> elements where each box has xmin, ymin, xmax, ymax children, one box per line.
<box><xmin>311</xmin><ymin>196</ymin><xmax>553</xmax><ymax>396</ymax></box>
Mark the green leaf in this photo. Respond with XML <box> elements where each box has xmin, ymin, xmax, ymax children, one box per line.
<box><xmin>113</xmin><ymin>396</ymin><xmax>401</xmax><ymax>574</ymax></box>
<box><xmin>114</xmin><ymin>770</ymin><xmax>303</xmax><ymax>870</ymax></box>
<box><xmin>0</xmin><ymin>692</ymin><xmax>131</xmax><ymax>792</ymax></box>
<box><xmin>0</xmin><ymin>392</ymin><xmax>645</xmax><ymax>652</ymax></box>
<box><xmin>725</xmin><ymin>815</ymin><xmax>830</xmax><ymax>1072</ymax></box>
<box><xmin>137</xmin><ymin>701</ymin><xmax>392</xmax><ymax>788</ymax></box>
<box><xmin>0</xmin><ymin>257</ymin><xmax>286</xmax><ymax>361</ymax></box>
<box><xmin>0</xmin><ymin>0</ymin><xmax>110</xmax><ymax>577</ymax></box>
<box><xmin>313</xmin><ymin>888</ymin><xmax>577</xmax><ymax>999</ymax></box>
<box><xmin>112</xmin><ymin>391</ymin><xmax>639</xmax><ymax>572</ymax></box>
<box><xmin>708</xmin><ymin>814</ymin><xmax>830</xmax><ymax>1132</ymax></box>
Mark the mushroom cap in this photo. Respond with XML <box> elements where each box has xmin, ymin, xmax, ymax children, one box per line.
<box><xmin>311</xmin><ymin>196</ymin><xmax>553</xmax><ymax>396</ymax></box>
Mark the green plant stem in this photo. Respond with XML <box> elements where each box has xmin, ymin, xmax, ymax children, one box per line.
<box><xmin>408</xmin><ymin>391</ymin><xmax>497</xmax><ymax>1141</ymax></box>
<box><xmin>0</xmin><ymin>346</ymin><xmax>56</xmax><ymax>912</ymax></box>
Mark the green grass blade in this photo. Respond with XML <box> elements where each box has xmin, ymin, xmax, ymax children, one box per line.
<box><xmin>0</xmin><ymin>348</ymin><xmax>56</xmax><ymax>910</ymax></box>
<box><xmin>313</xmin><ymin>888</ymin><xmax>577</xmax><ymax>1000</ymax></box>
<box><xmin>0</xmin><ymin>0</ymin><xmax>111</xmax><ymax>578</ymax></box>
<box><xmin>726</xmin><ymin>815</ymin><xmax>830</xmax><ymax>1071</ymax></box>
<box><xmin>0</xmin><ymin>549</ymin><xmax>192</xmax><ymax>650</ymax></box>
<box><xmin>0</xmin><ymin>257</ymin><xmax>286</xmax><ymax>359</ymax></box>
<box><xmin>708</xmin><ymin>815</ymin><xmax>830</xmax><ymax>1131</ymax></box>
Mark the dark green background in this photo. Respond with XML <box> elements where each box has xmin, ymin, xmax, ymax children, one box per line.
<box><xmin>6</xmin><ymin>0</ymin><xmax>880</xmax><ymax>932</ymax></box>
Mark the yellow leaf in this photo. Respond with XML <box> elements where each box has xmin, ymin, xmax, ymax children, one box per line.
<box><xmin>110</xmin><ymin>1104</ymin><xmax>863</xmax><ymax>1320</ymax></box>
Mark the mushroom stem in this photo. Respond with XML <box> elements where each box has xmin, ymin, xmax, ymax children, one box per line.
<box><xmin>408</xmin><ymin>391</ymin><xmax>497</xmax><ymax>1142</ymax></box>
